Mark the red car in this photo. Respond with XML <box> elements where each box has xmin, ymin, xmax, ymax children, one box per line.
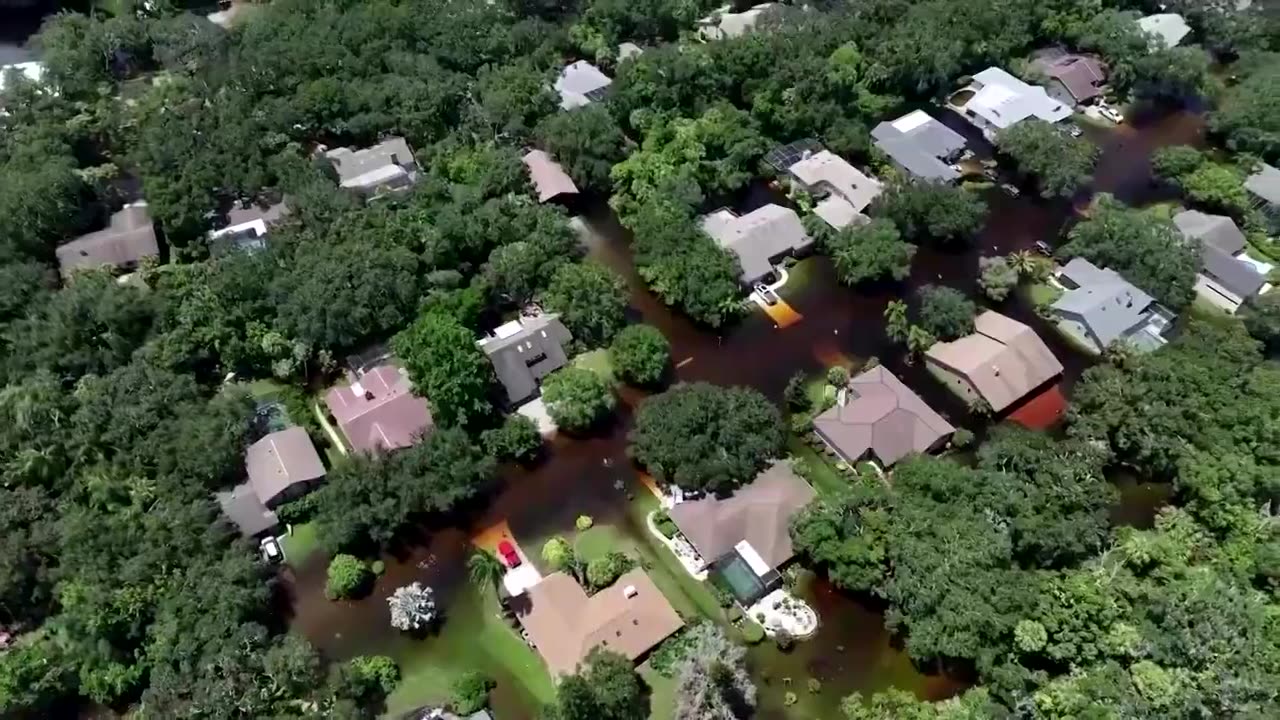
<box><xmin>497</xmin><ymin>540</ymin><xmax>521</xmax><ymax>568</ymax></box>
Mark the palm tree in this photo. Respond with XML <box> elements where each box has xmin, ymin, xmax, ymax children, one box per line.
<box><xmin>467</xmin><ymin>550</ymin><xmax>505</xmax><ymax>597</ymax></box>
<box><xmin>1007</xmin><ymin>250</ymin><xmax>1038</xmax><ymax>278</ymax></box>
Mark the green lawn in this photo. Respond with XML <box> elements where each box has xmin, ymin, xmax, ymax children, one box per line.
<box><xmin>573</xmin><ymin>348</ymin><xmax>616</xmax><ymax>382</ymax></box>
<box><xmin>1025</xmin><ymin>281</ymin><xmax>1063</xmax><ymax>307</ymax></box>
<box><xmin>788</xmin><ymin>438</ymin><xmax>848</xmax><ymax>497</ymax></box>
<box><xmin>624</xmin><ymin>491</ymin><xmax>726</xmax><ymax>622</ymax></box>
<box><xmin>641</xmin><ymin>664</ymin><xmax>677</xmax><ymax>720</ymax></box>
<box><xmin>383</xmin><ymin>583</ymin><xmax>556</xmax><ymax>717</ymax></box>
<box><xmin>282</xmin><ymin>521</ymin><xmax>322</xmax><ymax>568</ymax></box>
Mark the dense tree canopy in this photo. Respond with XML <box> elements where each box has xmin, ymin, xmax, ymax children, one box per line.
<box><xmin>542</xmin><ymin>261</ymin><xmax>630</xmax><ymax>350</ymax></box>
<box><xmin>997</xmin><ymin>120</ymin><xmax>1097</xmax><ymax>198</ymax></box>
<box><xmin>825</xmin><ymin>218</ymin><xmax>917</xmax><ymax>286</ymax></box>
<box><xmin>914</xmin><ymin>285</ymin><xmax>977</xmax><ymax>341</ymax></box>
<box><xmin>393</xmin><ymin>310</ymin><xmax>497</xmax><ymax>428</ymax></box>
<box><xmin>542</xmin><ymin>366</ymin><xmax>617</xmax><ymax>433</ymax></box>
<box><xmin>630</xmin><ymin>382</ymin><xmax>784</xmax><ymax>493</ymax></box>
<box><xmin>610</xmin><ymin>324</ymin><xmax>671</xmax><ymax>387</ymax></box>
<box><xmin>876</xmin><ymin>181</ymin><xmax>987</xmax><ymax>246</ymax></box>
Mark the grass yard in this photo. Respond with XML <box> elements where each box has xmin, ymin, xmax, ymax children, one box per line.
<box><xmin>788</xmin><ymin>438</ymin><xmax>848</xmax><ymax>497</ymax></box>
<box><xmin>383</xmin><ymin>583</ymin><xmax>556</xmax><ymax>717</ymax></box>
<box><xmin>281</xmin><ymin>521</ymin><xmax>322</xmax><ymax>568</ymax></box>
<box><xmin>641</xmin><ymin>664</ymin><xmax>677</xmax><ymax>720</ymax></box>
<box><xmin>1025</xmin><ymin>280</ymin><xmax>1063</xmax><ymax>308</ymax></box>
<box><xmin>573</xmin><ymin>348</ymin><xmax>616</xmax><ymax>382</ymax></box>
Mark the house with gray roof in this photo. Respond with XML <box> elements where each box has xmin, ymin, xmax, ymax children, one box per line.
<box><xmin>1051</xmin><ymin>258</ymin><xmax>1170</xmax><ymax>353</ymax></box>
<box><xmin>555</xmin><ymin>61</ymin><xmax>612</xmax><ymax>110</ymax></box>
<box><xmin>1174</xmin><ymin>210</ymin><xmax>1271</xmax><ymax>313</ymax></box>
<box><xmin>813</xmin><ymin>366</ymin><xmax>954</xmax><ymax>469</ymax></box>
<box><xmin>324</xmin><ymin>136</ymin><xmax>418</xmax><ymax>195</ymax></box>
<box><xmin>478</xmin><ymin>313</ymin><xmax>573</xmax><ymax>406</ymax></box>
<box><xmin>697</xmin><ymin>3</ymin><xmax>780</xmax><ymax>42</ymax></box>
<box><xmin>209</xmin><ymin>198</ymin><xmax>290</xmax><ymax>255</ymax></box>
<box><xmin>1246</xmin><ymin>163</ymin><xmax>1280</xmax><ymax>226</ymax></box>
<box><xmin>700</xmin><ymin>204</ymin><xmax>812</xmax><ymax>285</ymax></box>
<box><xmin>56</xmin><ymin>203</ymin><xmax>160</xmax><ymax>276</ymax></box>
<box><xmin>871</xmin><ymin>110</ymin><xmax>967</xmax><ymax>183</ymax></box>
<box><xmin>786</xmin><ymin>149</ymin><xmax>883</xmax><ymax>230</ymax></box>
<box><xmin>1138</xmin><ymin>13</ymin><xmax>1191</xmax><ymax>50</ymax></box>
<box><xmin>245</xmin><ymin>426</ymin><xmax>326</xmax><ymax>509</ymax></box>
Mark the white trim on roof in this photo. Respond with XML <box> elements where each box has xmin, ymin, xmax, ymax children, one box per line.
<box><xmin>735</xmin><ymin>540</ymin><xmax>772</xmax><ymax>577</ymax></box>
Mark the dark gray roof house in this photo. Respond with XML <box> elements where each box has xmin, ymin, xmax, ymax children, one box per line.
<box><xmin>871</xmin><ymin>110</ymin><xmax>966</xmax><ymax>182</ymax></box>
<box><xmin>56</xmin><ymin>203</ymin><xmax>159</xmax><ymax>276</ymax></box>
<box><xmin>478</xmin><ymin>313</ymin><xmax>573</xmax><ymax>405</ymax></box>
<box><xmin>324</xmin><ymin>137</ymin><xmax>418</xmax><ymax>194</ymax></box>
<box><xmin>1174</xmin><ymin>210</ymin><xmax>1267</xmax><ymax>311</ymax></box>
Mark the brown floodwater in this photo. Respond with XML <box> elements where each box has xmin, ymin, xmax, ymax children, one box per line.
<box><xmin>285</xmin><ymin>108</ymin><xmax>1203</xmax><ymax>718</ymax></box>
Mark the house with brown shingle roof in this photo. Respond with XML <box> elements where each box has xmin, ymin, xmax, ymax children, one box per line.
<box><xmin>1031</xmin><ymin>50</ymin><xmax>1108</xmax><ymax>106</ymax></box>
<box><xmin>813</xmin><ymin>366</ymin><xmax>954</xmax><ymax>469</ymax></box>
<box><xmin>513</xmin><ymin>569</ymin><xmax>683</xmax><ymax>677</ymax></box>
<box><xmin>55</xmin><ymin>203</ymin><xmax>159</xmax><ymax>276</ymax></box>
<box><xmin>925</xmin><ymin>311</ymin><xmax>1063</xmax><ymax>413</ymax></box>
<box><xmin>323</xmin><ymin>364</ymin><xmax>433</xmax><ymax>454</ymax></box>
<box><xmin>522</xmin><ymin>150</ymin><xmax>579</xmax><ymax>203</ymax></box>
<box><xmin>245</xmin><ymin>426</ymin><xmax>326</xmax><ymax>509</ymax></box>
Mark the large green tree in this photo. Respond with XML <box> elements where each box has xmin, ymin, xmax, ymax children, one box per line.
<box><xmin>393</xmin><ymin>311</ymin><xmax>496</xmax><ymax>428</ymax></box>
<box><xmin>542</xmin><ymin>261</ymin><xmax>630</xmax><ymax>349</ymax></box>
<box><xmin>826</xmin><ymin>218</ymin><xmax>917</xmax><ymax>286</ymax></box>
<box><xmin>877</xmin><ymin>181</ymin><xmax>986</xmax><ymax>246</ymax></box>
<box><xmin>996</xmin><ymin>119</ymin><xmax>1097</xmax><ymax>198</ymax></box>
<box><xmin>541</xmin><ymin>367</ymin><xmax>617</xmax><ymax>433</ymax></box>
<box><xmin>629</xmin><ymin>382</ymin><xmax>784</xmax><ymax>493</ymax></box>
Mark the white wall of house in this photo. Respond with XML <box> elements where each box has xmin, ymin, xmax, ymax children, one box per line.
<box><xmin>1194</xmin><ymin>274</ymin><xmax>1245</xmax><ymax>314</ymax></box>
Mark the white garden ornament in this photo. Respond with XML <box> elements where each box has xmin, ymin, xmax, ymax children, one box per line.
<box><xmin>388</xmin><ymin>582</ymin><xmax>437</xmax><ymax>631</ymax></box>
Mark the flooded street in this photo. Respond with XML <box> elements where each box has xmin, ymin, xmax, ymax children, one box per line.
<box><xmin>286</xmin><ymin>109</ymin><xmax>1206</xmax><ymax>718</ymax></box>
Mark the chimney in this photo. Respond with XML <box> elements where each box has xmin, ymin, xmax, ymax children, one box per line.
<box><xmin>364</xmin><ymin>391</ymin><xmax>375</xmax><ymax>401</ymax></box>
<box><xmin>623</xmin><ymin>585</ymin><xmax>638</xmax><ymax>599</ymax></box>
<box><xmin>390</xmin><ymin>152</ymin><xmax>401</xmax><ymax>167</ymax></box>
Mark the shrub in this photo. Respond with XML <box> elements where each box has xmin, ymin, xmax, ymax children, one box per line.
<box><xmin>575</xmin><ymin>515</ymin><xmax>594</xmax><ymax>531</ymax></box>
<box><xmin>784</xmin><ymin>691</ymin><xmax>799</xmax><ymax>706</ymax></box>
<box><xmin>707</xmin><ymin>580</ymin><xmax>734</xmax><ymax>609</ymax></box>
<box><xmin>371</xmin><ymin>559</ymin><xmax>386</xmax><ymax>576</ymax></box>
<box><xmin>451</xmin><ymin>671</ymin><xmax>495</xmax><ymax>715</ymax></box>
<box><xmin>275</xmin><ymin>492</ymin><xmax>319</xmax><ymax>525</ymax></box>
<box><xmin>542</xmin><ymin>367</ymin><xmax>616</xmax><ymax>433</ymax></box>
<box><xmin>775</xmin><ymin>630</ymin><xmax>795</xmax><ymax>651</ymax></box>
<box><xmin>542</xmin><ymin>536</ymin><xmax>573</xmax><ymax>570</ymax></box>
<box><xmin>610</xmin><ymin>324</ymin><xmax>671</xmax><ymax>387</ymax></box>
<box><xmin>481</xmin><ymin>414</ymin><xmax>543</xmax><ymax>463</ymax></box>
<box><xmin>348</xmin><ymin>655</ymin><xmax>400</xmax><ymax>698</ymax></box>
<box><xmin>807</xmin><ymin>677</ymin><xmax>822</xmax><ymax>694</ymax></box>
<box><xmin>325</xmin><ymin>554</ymin><xmax>371</xmax><ymax>600</ymax></box>
<box><xmin>740</xmin><ymin>621</ymin><xmax>765</xmax><ymax>644</ymax></box>
<box><xmin>653</xmin><ymin>510</ymin><xmax>678</xmax><ymax>538</ymax></box>
<box><xmin>952</xmin><ymin>428</ymin><xmax>975</xmax><ymax>448</ymax></box>
<box><xmin>826</xmin><ymin>366</ymin><xmax>849</xmax><ymax>386</ymax></box>
<box><xmin>586</xmin><ymin>551</ymin><xmax>633</xmax><ymax>590</ymax></box>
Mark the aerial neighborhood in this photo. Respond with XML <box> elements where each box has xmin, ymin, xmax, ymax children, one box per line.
<box><xmin>2</xmin><ymin>3</ymin><xmax>1279</xmax><ymax>720</ymax></box>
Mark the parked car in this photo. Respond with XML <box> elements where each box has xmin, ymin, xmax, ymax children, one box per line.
<box><xmin>1099</xmin><ymin>106</ymin><xmax>1123</xmax><ymax>124</ymax></box>
<box><xmin>1000</xmin><ymin>183</ymin><xmax>1021</xmax><ymax>197</ymax></box>
<box><xmin>260</xmin><ymin>536</ymin><xmax>284</xmax><ymax>564</ymax></box>
<box><xmin>498</xmin><ymin>539</ymin><xmax>521</xmax><ymax>568</ymax></box>
<box><xmin>753</xmin><ymin>283</ymin><xmax>779</xmax><ymax>306</ymax></box>
<box><xmin>1067</xmin><ymin>125</ymin><xmax>1083</xmax><ymax>138</ymax></box>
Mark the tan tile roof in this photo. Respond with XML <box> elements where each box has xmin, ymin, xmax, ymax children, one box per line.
<box><xmin>323</xmin><ymin>364</ymin><xmax>433</xmax><ymax>454</ymax></box>
<box><xmin>522</xmin><ymin>150</ymin><xmax>579</xmax><ymax>202</ymax></box>
<box><xmin>813</xmin><ymin>367</ymin><xmax>954</xmax><ymax>467</ymax></box>
<box><xmin>514</xmin><ymin>569</ymin><xmax>683</xmax><ymax>677</ymax></box>
<box><xmin>667</xmin><ymin>462</ymin><xmax>815</xmax><ymax>569</ymax></box>
<box><xmin>926</xmin><ymin>311</ymin><xmax>1063</xmax><ymax>412</ymax></box>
